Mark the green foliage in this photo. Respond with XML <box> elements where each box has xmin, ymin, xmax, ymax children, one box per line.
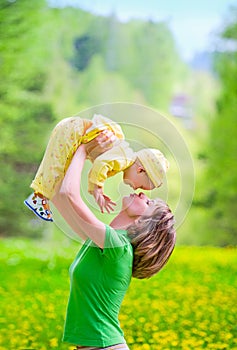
<box><xmin>198</xmin><ymin>8</ymin><xmax>237</xmax><ymax>246</ymax></box>
<box><xmin>72</xmin><ymin>34</ymin><xmax>102</xmax><ymax>71</ymax></box>
<box><xmin>120</xmin><ymin>20</ymin><xmax>181</xmax><ymax>108</ymax></box>
<box><xmin>71</xmin><ymin>15</ymin><xmax>182</xmax><ymax>109</ymax></box>
<box><xmin>1</xmin><ymin>239</ymin><xmax>237</xmax><ymax>349</ymax></box>
<box><xmin>0</xmin><ymin>0</ymin><xmax>55</xmax><ymax>237</ymax></box>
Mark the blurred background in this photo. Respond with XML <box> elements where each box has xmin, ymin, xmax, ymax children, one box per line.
<box><xmin>1</xmin><ymin>1</ymin><xmax>237</xmax><ymax>349</ymax></box>
<box><xmin>1</xmin><ymin>0</ymin><xmax>236</xmax><ymax>246</ymax></box>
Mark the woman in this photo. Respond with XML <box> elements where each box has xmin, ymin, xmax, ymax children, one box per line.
<box><xmin>52</xmin><ymin>139</ymin><xmax>176</xmax><ymax>350</ymax></box>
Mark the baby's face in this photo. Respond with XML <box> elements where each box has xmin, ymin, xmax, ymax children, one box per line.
<box><xmin>123</xmin><ymin>163</ymin><xmax>155</xmax><ymax>190</ymax></box>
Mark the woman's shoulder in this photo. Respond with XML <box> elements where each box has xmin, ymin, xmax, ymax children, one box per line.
<box><xmin>105</xmin><ymin>224</ymin><xmax>129</xmax><ymax>241</ymax></box>
<box><xmin>102</xmin><ymin>225</ymin><xmax>133</xmax><ymax>260</ymax></box>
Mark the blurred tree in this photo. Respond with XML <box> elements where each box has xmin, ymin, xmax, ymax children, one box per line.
<box><xmin>202</xmin><ymin>8</ymin><xmax>237</xmax><ymax>246</ymax></box>
<box><xmin>72</xmin><ymin>34</ymin><xmax>102</xmax><ymax>71</ymax></box>
<box><xmin>122</xmin><ymin>20</ymin><xmax>181</xmax><ymax>109</ymax></box>
<box><xmin>71</xmin><ymin>14</ymin><xmax>119</xmax><ymax>72</ymax></box>
<box><xmin>0</xmin><ymin>0</ymin><xmax>55</xmax><ymax>237</ymax></box>
<box><xmin>71</xmin><ymin>15</ymin><xmax>182</xmax><ymax>110</ymax></box>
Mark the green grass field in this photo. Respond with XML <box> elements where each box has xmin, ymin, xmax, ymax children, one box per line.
<box><xmin>0</xmin><ymin>238</ymin><xmax>236</xmax><ymax>350</ymax></box>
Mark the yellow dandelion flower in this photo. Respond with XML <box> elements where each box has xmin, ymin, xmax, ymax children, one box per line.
<box><xmin>49</xmin><ymin>337</ymin><xmax>58</xmax><ymax>348</ymax></box>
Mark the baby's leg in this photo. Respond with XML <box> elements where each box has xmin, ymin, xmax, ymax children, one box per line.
<box><xmin>31</xmin><ymin>117</ymin><xmax>91</xmax><ymax>199</ymax></box>
<box><xmin>25</xmin><ymin>117</ymin><xmax>92</xmax><ymax>221</ymax></box>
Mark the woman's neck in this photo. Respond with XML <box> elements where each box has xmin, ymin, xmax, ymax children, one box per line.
<box><xmin>110</xmin><ymin>210</ymin><xmax>137</xmax><ymax>230</ymax></box>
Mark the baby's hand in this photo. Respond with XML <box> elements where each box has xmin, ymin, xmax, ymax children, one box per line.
<box><xmin>93</xmin><ymin>186</ymin><xmax>116</xmax><ymax>213</ymax></box>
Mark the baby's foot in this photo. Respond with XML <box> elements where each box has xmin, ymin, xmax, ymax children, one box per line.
<box><xmin>24</xmin><ymin>193</ymin><xmax>53</xmax><ymax>222</ymax></box>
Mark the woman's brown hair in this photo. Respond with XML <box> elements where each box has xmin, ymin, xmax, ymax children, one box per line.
<box><xmin>127</xmin><ymin>199</ymin><xmax>176</xmax><ymax>279</ymax></box>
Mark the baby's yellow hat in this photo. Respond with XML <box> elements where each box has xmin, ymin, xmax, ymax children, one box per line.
<box><xmin>92</xmin><ymin>114</ymin><xmax>124</xmax><ymax>140</ymax></box>
<box><xmin>136</xmin><ymin>148</ymin><xmax>169</xmax><ymax>188</ymax></box>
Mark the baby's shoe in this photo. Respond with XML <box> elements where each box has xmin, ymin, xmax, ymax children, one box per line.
<box><xmin>24</xmin><ymin>193</ymin><xmax>53</xmax><ymax>222</ymax></box>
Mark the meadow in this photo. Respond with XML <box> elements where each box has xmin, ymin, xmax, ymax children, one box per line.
<box><xmin>1</xmin><ymin>238</ymin><xmax>237</xmax><ymax>350</ymax></box>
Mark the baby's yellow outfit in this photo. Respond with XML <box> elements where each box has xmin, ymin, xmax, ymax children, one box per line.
<box><xmin>31</xmin><ymin>114</ymin><xmax>134</xmax><ymax>199</ymax></box>
<box><xmin>31</xmin><ymin>114</ymin><xmax>169</xmax><ymax>201</ymax></box>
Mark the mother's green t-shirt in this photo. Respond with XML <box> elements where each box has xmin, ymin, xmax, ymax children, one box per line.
<box><xmin>62</xmin><ymin>225</ymin><xmax>133</xmax><ymax>348</ymax></box>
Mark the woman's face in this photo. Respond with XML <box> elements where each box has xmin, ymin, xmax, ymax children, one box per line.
<box><xmin>122</xmin><ymin>192</ymin><xmax>157</xmax><ymax>218</ymax></box>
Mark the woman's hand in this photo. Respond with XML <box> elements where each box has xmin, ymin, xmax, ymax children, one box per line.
<box><xmin>84</xmin><ymin>130</ymin><xmax>117</xmax><ymax>162</ymax></box>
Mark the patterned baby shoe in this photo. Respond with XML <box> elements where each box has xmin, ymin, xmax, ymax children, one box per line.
<box><xmin>24</xmin><ymin>193</ymin><xmax>53</xmax><ymax>222</ymax></box>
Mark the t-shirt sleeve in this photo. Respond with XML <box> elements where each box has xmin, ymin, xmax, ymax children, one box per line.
<box><xmin>102</xmin><ymin>225</ymin><xmax>132</xmax><ymax>261</ymax></box>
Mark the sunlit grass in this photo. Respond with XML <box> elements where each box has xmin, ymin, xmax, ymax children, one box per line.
<box><xmin>0</xmin><ymin>239</ymin><xmax>236</xmax><ymax>350</ymax></box>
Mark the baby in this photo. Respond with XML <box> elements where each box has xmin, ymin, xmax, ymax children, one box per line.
<box><xmin>24</xmin><ymin>114</ymin><xmax>169</xmax><ymax>221</ymax></box>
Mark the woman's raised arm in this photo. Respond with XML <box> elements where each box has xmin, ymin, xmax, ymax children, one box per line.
<box><xmin>52</xmin><ymin>145</ymin><xmax>106</xmax><ymax>248</ymax></box>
